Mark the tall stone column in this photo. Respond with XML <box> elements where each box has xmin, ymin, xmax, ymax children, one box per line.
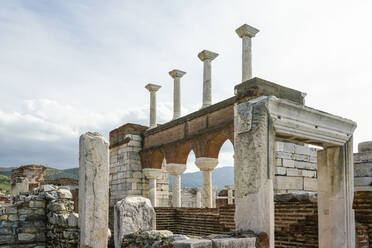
<box><xmin>166</xmin><ymin>163</ymin><xmax>186</xmax><ymax>207</ymax></box>
<box><xmin>195</xmin><ymin>157</ymin><xmax>218</xmax><ymax>208</ymax></box>
<box><xmin>234</xmin><ymin>100</ymin><xmax>275</xmax><ymax>247</ymax></box>
<box><xmin>197</xmin><ymin>50</ymin><xmax>218</xmax><ymax>108</ymax></box>
<box><xmin>145</xmin><ymin>84</ymin><xmax>161</xmax><ymax>128</ymax></box>
<box><xmin>317</xmin><ymin>138</ymin><xmax>355</xmax><ymax>248</ymax></box>
<box><xmin>143</xmin><ymin>168</ymin><xmax>162</xmax><ymax>207</ymax></box>
<box><xmin>79</xmin><ymin>132</ymin><xmax>109</xmax><ymax>248</ymax></box>
<box><xmin>169</xmin><ymin>70</ymin><xmax>186</xmax><ymax>119</ymax></box>
<box><xmin>235</xmin><ymin>24</ymin><xmax>259</xmax><ymax>82</ymax></box>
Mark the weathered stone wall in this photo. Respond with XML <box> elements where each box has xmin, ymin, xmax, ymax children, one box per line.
<box><xmin>46</xmin><ymin>186</ymin><xmax>79</xmax><ymax>248</ymax></box>
<box><xmin>0</xmin><ymin>185</ymin><xmax>79</xmax><ymax>248</ymax></box>
<box><xmin>109</xmin><ymin>133</ymin><xmax>169</xmax><ymax>207</ymax></box>
<box><xmin>274</xmin><ymin>141</ymin><xmax>317</xmax><ymax>193</ymax></box>
<box><xmin>0</xmin><ymin>193</ymin><xmax>46</xmax><ymax>247</ymax></box>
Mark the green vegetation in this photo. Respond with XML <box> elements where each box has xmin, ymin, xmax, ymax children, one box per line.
<box><xmin>45</xmin><ymin>168</ymin><xmax>78</xmax><ymax>180</ymax></box>
<box><xmin>0</xmin><ymin>174</ymin><xmax>11</xmax><ymax>193</ymax></box>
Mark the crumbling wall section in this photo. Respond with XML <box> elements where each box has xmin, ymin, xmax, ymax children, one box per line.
<box><xmin>11</xmin><ymin>165</ymin><xmax>46</xmax><ymax>196</ymax></box>
<box><xmin>0</xmin><ymin>185</ymin><xmax>79</xmax><ymax>248</ymax></box>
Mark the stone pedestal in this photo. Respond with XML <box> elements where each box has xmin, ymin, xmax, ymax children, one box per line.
<box><xmin>235</xmin><ymin>24</ymin><xmax>259</xmax><ymax>82</ymax></box>
<box><xmin>198</xmin><ymin>50</ymin><xmax>218</xmax><ymax>108</ymax></box>
<box><xmin>79</xmin><ymin>132</ymin><xmax>109</xmax><ymax>248</ymax></box>
<box><xmin>166</xmin><ymin>163</ymin><xmax>186</xmax><ymax>207</ymax></box>
<box><xmin>234</xmin><ymin>101</ymin><xmax>275</xmax><ymax>247</ymax></box>
<box><xmin>169</xmin><ymin>70</ymin><xmax>186</xmax><ymax>120</ymax></box>
<box><xmin>195</xmin><ymin>157</ymin><xmax>218</xmax><ymax>208</ymax></box>
<box><xmin>143</xmin><ymin>168</ymin><xmax>162</xmax><ymax>207</ymax></box>
<box><xmin>318</xmin><ymin>138</ymin><xmax>355</xmax><ymax>248</ymax></box>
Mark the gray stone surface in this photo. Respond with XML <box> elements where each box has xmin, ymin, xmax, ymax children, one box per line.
<box><xmin>79</xmin><ymin>132</ymin><xmax>109</xmax><ymax>248</ymax></box>
<box><xmin>211</xmin><ymin>237</ymin><xmax>256</xmax><ymax>248</ymax></box>
<box><xmin>114</xmin><ymin>196</ymin><xmax>156</xmax><ymax>248</ymax></box>
<box><xmin>173</xmin><ymin>239</ymin><xmax>212</xmax><ymax>248</ymax></box>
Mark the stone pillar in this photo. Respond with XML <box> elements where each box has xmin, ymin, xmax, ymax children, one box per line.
<box><xmin>79</xmin><ymin>132</ymin><xmax>109</xmax><ymax>248</ymax></box>
<box><xmin>197</xmin><ymin>50</ymin><xmax>218</xmax><ymax>108</ymax></box>
<box><xmin>165</xmin><ymin>163</ymin><xmax>186</xmax><ymax>207</ymax></box>
<box><xmin>225</xmin><ymin>185</ymin><xmax>234</xmax><ymax>205</ymax></box>
<box><xmin>196</xmin><ymin>188</ymin><xmax>202</xmax><ymax>208</ymax></box>
<box><xmin>234</xmin><ymin>100</ymin><xmax>275</xmax><ymax>247</ymax></box>
<box><xmin>169</xmin><ymin>70</ymin><xmax>186</xmax><ymax>119</ymax></box>
<box><xmin>143</xmin><ymin>168</ymin><xmax>162</xmax><ymax>207</ymax></box>
<box><xmin>235</xmin><ymin>24</ymin><xmax>259</xmax><ymax>82</ymax></box>
<box><xmin>145</xmin><ymin>84</ymin><xmax>161</xmax><ymax>128</ymax></box>
<box><xmin>317</xmin><ymin>138</ymin><xmax>355</xmax><ymax>248</ymax></box>
<box><xmin>195</xmin><ymin>157</ymin><xmax>218</xmax><ymax>208</ymax></box>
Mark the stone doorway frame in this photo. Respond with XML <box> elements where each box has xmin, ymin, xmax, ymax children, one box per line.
<box><xmin>234</xmin><ymin>94</ymin><xmax>356</xmax><ymax>248</ymax></box>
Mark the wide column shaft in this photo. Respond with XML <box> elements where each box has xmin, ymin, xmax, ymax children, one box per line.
<box><xmin>242</xmin><ymin>36</ymin><xmax>252</xmax><ymax>81</ymax></box>
<box><xmin>148</xmin><ymin>178</ymin><xmax>157</xmax><ymax>207</ymax></box>
<box><xmin>172</xmin><ymin>175</ymin><xmax>181</xmax><ymax>207</ymax></box>
<box><xmin>318</xmin><ymin>139</ymin><xmax>355</xmax><ymax>248</ymax></box>
<box><xmin>234</xmin><ymin>101</ymin><xmax>275</xmax><ymax>247</ymax></box>
<box><xmin>202</xmin><ymin>60</ymin><xmax>212</xmax><ymax>108</ymax></box>
<box><xmin>202</xmin><ymin>170</ymin><xmax>213</xmax><ymax>208</ymax></box>
<box><xmin>173</xmin><ymin>78</ymin><xmax>181</xmax><ymax>119</ymax></box>
<box><xmin>79</xmin><ymin>132</ymin><xmax>109</xmax><ymax>248</ymax></box>
<box><xmin>150</xmin><ymin>91</ymin><xmax>157</xmax><ymax>127</ymax></box>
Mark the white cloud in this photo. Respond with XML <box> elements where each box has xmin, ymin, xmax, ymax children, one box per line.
<box><xmin>0</xmin><ymin>0</ymin><xmax>371</xmax><ymax>169</ymax></box>
<box><xmin>0</xmin><ymin>98</ymin><xmax>179</xmax><ymax>168</ymax></box>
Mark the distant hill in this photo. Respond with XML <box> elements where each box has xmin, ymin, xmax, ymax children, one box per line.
<box><xmin>0</xmin><ymin>165</ymin><xmax>234</xmax><ymax>193</ymax></box>
<box><xmin>45</xmin><ymin>167</ymin><xmax>78</xmax><ymax>180</ymax></box>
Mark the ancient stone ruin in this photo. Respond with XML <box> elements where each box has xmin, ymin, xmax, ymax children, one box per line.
<box><xmin>1</xmin><ymin>23</ymin><xmax>371</xmax><ymax>248</ymax></box>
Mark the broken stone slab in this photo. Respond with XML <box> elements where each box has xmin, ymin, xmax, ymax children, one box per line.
<box><xmin>173</xmin><ymin>239</ymin><xmax>212</xmax><ymax>248</ymax></box>
<box><xmin>211</xmin><ymin>237</ymin><xmax>256</xmax><ymax>248</ymax></box>
<box><xmin>114</xmin><ymin>196</ymin><xmax>156</xmax><ymax>248</ymax></box>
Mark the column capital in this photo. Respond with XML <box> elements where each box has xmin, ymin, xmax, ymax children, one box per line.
<box><xmin>169</xmin><ymin>69</ymin><xmax>186</xmax><ymax>79</ymax></box>
<box><xmin>195</xmin><ymin>157</ymin><xmax>218</xmax><ymax>171</ymax></box>
<box><xmin>143</xmin><ymin>168</ymin><xmax>162</xmax><ymax>179</ymax></box>
<box><xmin>165</xmin><ymin>163</ymin><xmax>186</xmax><ymax>175</ymax></box>
<box><xmin>198</xmin><ymin>50</ymin><xmax>219</xmax><ymax>62</ymax></box>
<box><xmin>236</xmin><ymin>24</ymin><xmax>259</xmax><ymax>38</ymax></box>
<box><xmin>145</xmin><ymin>83</ymin><xmax>161</xmax><ymax>92</ymax></box>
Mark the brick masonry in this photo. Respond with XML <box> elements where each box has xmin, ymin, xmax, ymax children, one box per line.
<box><xmin>155</xmin><ymin>192</ymin><xmax>372</xmax><ymax>247</ymax></box>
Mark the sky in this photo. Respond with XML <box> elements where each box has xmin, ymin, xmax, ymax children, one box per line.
<box><xmin>0</xmin><ymin>0</ymin><xmax>371</xmax><ymax>172</ymax></box>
